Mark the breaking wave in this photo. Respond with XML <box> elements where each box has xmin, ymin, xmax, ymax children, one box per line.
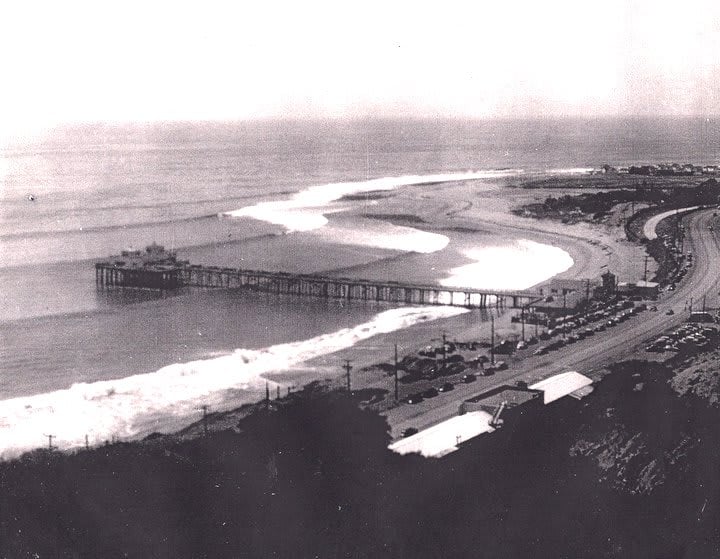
<box><xmin>222</xmin><ymin>170</ymin><xmax>523</xmax><ymax>233</ymax></box>
<box><xmin>0</xmin><ymin>305</ymin><xmax>468</xmax><ymax>459</ymax></box>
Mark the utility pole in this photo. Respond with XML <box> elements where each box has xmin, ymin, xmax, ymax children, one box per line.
<box><xmin>703</xmin><ymin>296</ymin><xmax>706</xmax><ymax>312</ymax></box>
<box><xmin>585</xmin><ymin>279</ymin><xmax>590</xmax><ymax>304</ymax></box>
<box><xmin>343</xmin><ymin>360</ymin><xmax>353</xmax><ymax>392</ymax></box>
<box><xmin>643</xmin><ymin>256</ymin><xmax>650</xmax><ymax>283</ymax></box>
<box><xmin>490</xmin><ymin>314</ymin><xmax>495</xmax><ymax>365</ymax></box>
<box><xmin>393</xmin><ymin>343</ymin><xmax>399</xmax><ymax>402</ymax></box>
<box><xmin>440</xmin><ymin>332</ymin><xmax>447</xmax><ymax>371</ymax></box>
<box><xmin>520</xmin><ymin>306</ymin><xmax>526</xmax><ymax>342</ymax></box>
<box><xmin>689</xmin><ymin>296</ymin><xmax>694</xmax><ymax>312</ymax></box>
<box><xmin>200</xmin><ymin>405</ymin><xmax>209</xmax><ymax>436</ymax></box>
<box><xmin>276</xmin><ymin>385</ymin><xmax>280</xmax><ymax>399</ymax></box>
<box><xmin>44</xmin><ymin>434</ymin><xmax>54</xmax><ymax>451</ymax></box>
<box><xmin>85</xmin><ymin>434</ymin><xmax>89</xmax><ymax>450</ymax></box>
<box><xmin>265</xmin><ymin>381</ymin><xmax>270</xmax><ymax>409</ymax></box>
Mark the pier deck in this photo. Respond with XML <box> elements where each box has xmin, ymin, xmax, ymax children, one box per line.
<box><xmin>96</xmin><ymin>260</ymin><xmax>540</xmax><ymax>309</ymax></box>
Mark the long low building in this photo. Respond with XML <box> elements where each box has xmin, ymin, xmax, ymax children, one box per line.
<box><xmin>389</xmin><ymin>371</ymin><xmax>595</xmax><ymax>458</ymax></box>
<box><xmin>388</xmin><ymin>411</ymin><xmax>496</xmax><ymax>458</ymax></box>
<box><xmin>529</xmin><ymin>371</ymin><xmax>594</xmax><ymax>404</ymax></box>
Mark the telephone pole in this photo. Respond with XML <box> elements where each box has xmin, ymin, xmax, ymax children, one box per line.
<box><xmin>343</xmin><ymin>360</ymin><xmax>353</xmax><ymax>392</ymax></box>
<box><xmin>440</xmin><ymin>332</ymin><xmax>447</xmax><ymax>371</ymax></box>
<box><xmin>520</xmin><ymin>306</ymin><xmax>526</xmax><ymax>342</ymax></box>
<box><xmin>200</xmin><ymin>405</ymin><xmax>209</xmax><ymax>436</ymax></box>
<box><xmin>44</xmin><ymin>434</ymin><xmax>54</xmax><ymax>451</ymax></box>
<box><xmin>393</xmin><ymin>343</ymin><xmax>399</xmax><ymax>402</ymax></box>
<box><xmin>585</xmin><ymin>279</ymin><xmax>590</xmax><ymax>304</ymax></box>
<box><xmin>643</xmin><ymin>256</ymin><xmax>650</xmax><ymax>283</ymax></box>
<box><xmin>490</xmin><ymin>314</ymin><xmax>495</xmax><ymax>365</ymax></box>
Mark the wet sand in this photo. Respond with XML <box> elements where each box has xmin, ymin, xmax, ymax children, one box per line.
<box><xmin>259</xmin><ymin>176</ymin><xmax>651</xmax><ymax>391</ymax></box>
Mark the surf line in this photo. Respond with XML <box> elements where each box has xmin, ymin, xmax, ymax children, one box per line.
<box><xmin>221</xmin><ymin>170</ymin><xmax>523</xmax><ymax>233</ymax></box>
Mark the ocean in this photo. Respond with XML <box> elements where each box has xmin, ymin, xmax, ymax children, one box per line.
<box><xmin>1</xmin><ymin>116</ymin><xmax>718</xmax><ymax>457</ymax></box>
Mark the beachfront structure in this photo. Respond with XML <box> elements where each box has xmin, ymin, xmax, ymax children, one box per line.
<box><xmin>529</xmin><ymin>371</ymin><xmax>594</xmax><ymax>404</ymax></box>
<box><xmin>388</xmin><ymin>412</ymin><xmax>496</xmax><ymax>458</ymax></box>
<box><xmin>388</xmin><ymin>372</ymin><xmax>595</xmax><ymax>458</ymax></box>
<box><xmin>617</xmin><ymin>280</ymin><xmax>659</xmax><ymax>299</ymax></box>
<box><xmin>96</xmin><ymin>246</ymin><xmax>542</xmax><ymax>309</ymax></box>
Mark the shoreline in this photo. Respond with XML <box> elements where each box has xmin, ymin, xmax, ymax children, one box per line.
<box><xmin>0</xmin><ymin>174</ymin><xmax>657</xmax><ymax>457</ymax></box>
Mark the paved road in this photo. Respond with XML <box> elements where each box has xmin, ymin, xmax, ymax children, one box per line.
<box><xmin>383</xmin><ymin>209</ymin><xmax>720</xmax><ymax>439</ymax></box>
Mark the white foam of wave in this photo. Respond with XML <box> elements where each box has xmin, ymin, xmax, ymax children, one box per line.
<box><xmin>546</xmin><ymin>167</ymin><xmax>595</xmax><ymax>175</ymax></box>
<box><xmin>313</xmin><ymin>221</ymin><xmax>450</xmax><ymax>253</ymax></box>
<box><xmin>440</xmin><ymin>239</ymin><xmax>574</xmax><ymax>291</ymax></box>
<box><xmin>0</xmin><ymin>305</ymin><xmax>468</xmax><ymax>459</ymax></box>
<box><xmin>222</xmin><ymin>170</ymin><xmax>522</xmax><ymax>233</ymax></box>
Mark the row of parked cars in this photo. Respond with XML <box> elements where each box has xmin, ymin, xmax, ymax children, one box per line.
<box><xmin>531</xmin><ymin>300</ymin><xmax>648</xmax><ymax>356</ymax></box>
<box><xmin>667</xmin><ymin>258</ymin><xmax>692</xmax><ymax>291</ymax></box>
<box><xmin>404</xmin><ymin>381</ymin><xmax>456</xmax><ymax>405</ymax></box>
<box><xmin>646</xmin><ymin>324</ymin><xmax>718</xmax><ymax>353</ymax></box>
<box><xmin>402</xmin><ymin>360</ymin><xmax>510</xmax><ymax>405</ymax></box>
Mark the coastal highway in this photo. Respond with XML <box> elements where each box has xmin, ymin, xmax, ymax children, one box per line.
<box><xmin>385</xmin><ymin>208</ymin><xmax>720</xmax><ymax>439</ymax></box>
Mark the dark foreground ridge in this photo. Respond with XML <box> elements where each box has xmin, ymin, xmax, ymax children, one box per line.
<box><xmin>3</xmin><ymin>357</ymin><xmax>720</xmax><ymax>558</ymax></box>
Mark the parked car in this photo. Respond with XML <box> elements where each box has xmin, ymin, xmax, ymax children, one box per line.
<box><xmin>438</xmin><ymin>382</ymin><xmax>454</xmax><ymax>392</ymax></box>
<box><xmin>405</xmin><ymin>393</ymin><xmax>424</xmax><ymax>404</ymax></box>
<box><xmin>422</xmin><ymin>387</ymin><xmax>439</xmax><ymax>399</ymax></box>
<box><xmin>402</xmin><ymin>427</ymin><xmax>418</xmax><ymax>437</ymax></box>
<box><xmin>462</xmin><ymin>373</ymin><xmax>477</xmax><ymax>383</ymax></box>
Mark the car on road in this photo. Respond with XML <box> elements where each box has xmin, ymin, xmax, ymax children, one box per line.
<box><xmin>438</xmin><ymin>382</ymin><xmax>454</xmax><ymax>393</ymax></box>
<box><xmin>462</xmin><ymin>373</ymin><xmax>477</xmax><ymax>383</ymax></box>
<box><xmin>516</xmin><ymin>341</ymin><xmax>528</xmax><ymax>350</ymax></box>
<box><xmin>666</xmin><ymin>309</ymin><xmax>675</xmax><ymax>315</ymax></box>
<box><xmin>422</xmin><ymin>387</ymin><xmax>439</xmax><ymax>399</ymax></box>
<box><xmin>405</xmin><ymin>393</ymin><xmax>424</xmax><ymax>404</ymax></box>
<box><xmin>402</xmin><ymin>427</ymin><xmax>418</xmax><ymax>437</ymax></box>
<box><xmin>534</xmin><ymin>346</ymin><xmax>548</xmax><ymax>356</ymax></box>
<box><xmin>494</xmin><ymin>361</ymin><xmax>508</xmax><ymax>371</ymax></box>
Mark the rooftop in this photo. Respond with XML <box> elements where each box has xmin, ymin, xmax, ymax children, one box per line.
<box><xmin>388</xmin><ymin>411</ymin><xmax>495</xmax><ymax>458</ymax></box>
<box><xmin>529</xmin><ymin>371</ymin><xmax>593</xmax><ymax>404</ymax></box>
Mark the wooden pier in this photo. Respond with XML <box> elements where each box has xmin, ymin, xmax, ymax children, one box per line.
<box><xmin>96</xmin><ymin>260</ymin><xmax>540</xmax><ymax>309</ymax></box>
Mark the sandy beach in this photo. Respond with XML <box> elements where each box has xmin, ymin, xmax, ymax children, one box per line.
<box><xmin>268</xmin><ymin>175</ymin><xmax>652</xmax><ymax>392</ymax></box>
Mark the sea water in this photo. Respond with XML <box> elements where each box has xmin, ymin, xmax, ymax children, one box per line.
<box><xmin>1</xmin><ymin>117</ymin><xmax>717</xmax><ymax>456</ymax></box>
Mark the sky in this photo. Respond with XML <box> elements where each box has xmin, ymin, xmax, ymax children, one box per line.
<box><xmin>0</xmin><ymin>0</ymin><xmax>719</xmax><ymax>135</ymax></box>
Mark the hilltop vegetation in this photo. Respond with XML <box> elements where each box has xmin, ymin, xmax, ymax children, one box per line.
<box><xmin>3</xmin><ymin>358</ymin><xmax>720</xmax><ymax>558</ymax></box>
<box><xmin>516</xmin><ymin>178</ymin><xmax>720</xmax><ymax>224</ymax></box>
